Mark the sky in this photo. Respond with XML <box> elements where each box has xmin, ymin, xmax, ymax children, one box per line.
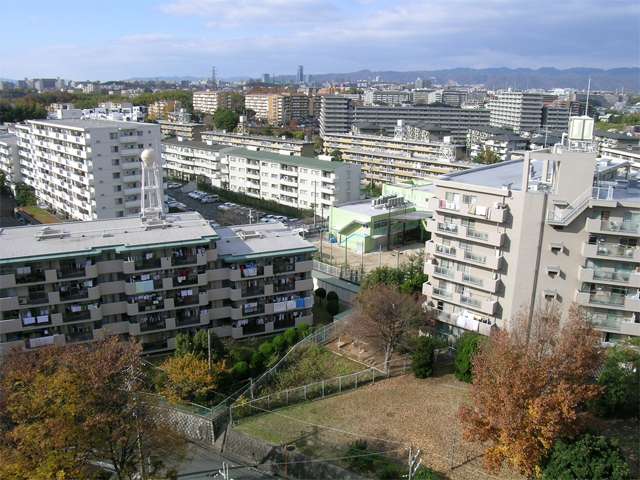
<box><xmin>0</xmin><ymin>0</ymin><xmax>638</xmax><ymax>80</ymax></box>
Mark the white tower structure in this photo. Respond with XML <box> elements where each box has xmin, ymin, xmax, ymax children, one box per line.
<box><xmin>140</xmin><ymin>148</ymin><xmax>164</xmax><ymax>221</ymax></box>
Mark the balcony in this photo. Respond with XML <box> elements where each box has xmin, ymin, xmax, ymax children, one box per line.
<box><xmin>134</xmin><ymin>257</ymin><xmax>162</xmax><ymax>270</ymax></box>
<box><xmin>587</xmin><ymin>218</ymin><xmax>640</xmax><ymax>237</ymax></box>
<box><xmin>17</xmin><ymin>293</ymin><xmax>49</xmax><ymax>307</ymax></box>
<box><xmin>576</xmin><ymin>290</ymin><xmax>640</xmax><ymax>312</ymax></box>
<box><xmin>176</xmin><ymin>310</ymin><xmax>201</xmax><ymax>327</ymax></box>
<box><xmin>582</xmin><ymin>243</ymin><xmax>640</xmax><ymax>262</ymax></box>
<box><xmin>63</xmin><ymin>309</ymin><xmax>92</xmax><ymax>322</ymax></box>
<box><xmin>590</xmin><ymin>315</ymin><xmax>640</xmax><ymax>336</ymax></box>
<box><xmin>432</xmin><ymin>198</ymin><xmax>507</xmax><ymax>223</ymax></box>
<box><xmin>274</xmin><ymin>317</ymin><xmax>296</xmax><ymax>330</ymax></box>
<box><xmin>241</xmin><ymin>286</ymin><xmax>265</xmax><ymax>297</ymax></box>
<box><xmin>139</xmin><ymin>319</ymin><xmax>167</xmax><ymax>332</ymax></box>
<box><xmin>15</xmin><ymin>270</ymin><xmax>46</xmax><ymax>285</ymax></box>
<box><xmin>579</xmin><ymin>266</ymin><xmax>640</xmax><ymax>287</ymax></box>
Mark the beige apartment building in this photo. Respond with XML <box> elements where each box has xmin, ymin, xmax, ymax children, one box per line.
<box><xmin>423</xmin><ymin>148</ymin><xmax>639</xmax><ymax>343</ymax></box>
<box><xmin>192</xmin><ymin>90</ymin><xmax>239</xmax><ymax>115</ymax></box>
<box><xmin>0</xmin><ymin>213</ymin><xmax>315</xmax><ymax>355</ymax></box>
<box><xmin>201</xmin><ymin>130</ymin><xmax>315</xmax><ymax>156</ymax></box>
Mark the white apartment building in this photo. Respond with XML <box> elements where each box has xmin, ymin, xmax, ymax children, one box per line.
<box><xmin>466</xmin><ymin>126</ymin><xmax>530</xmax><ymax>162</ymax></box>
<box><xmin>17</xmin><ymin>119</ymin><xmax>161</xmax><ymax>221</ymax></box>
<box><xmin>162</xmin><ymin>138</ymin><xmax>228</xmax><ymax>187</ymax></box>
<box><xmin>192</xmin><ymin>90</ymin><xmax>239</xmax><ymax>115</ymax></box>
<box><xmin>423</xmin><ymin>149</ymin><xmax>639</xmax><ymax>343</ymax></box>
<box><xmin>363</xmin><ymin>90</ymin><xmax>413</xmax><ymax>106</ymax></box>
<box><xmin>488</xmin><ymin>91</ymin><xmax>544</xmax><ymax>133</ymax></box>
<box><xmin>224</xmin><ymin>147</ymin><xmax>361</xmax><ymax>216</ymax></box>
<box><xmin>322</xmin><ymin>123</ymin><xmax>469</xmax><ymax>185</ymax></box>
<box><xmin>201</xmin><ymin>130</ymin><xmax>315</xmax><ymax>156</ymax></box>
<box><xmin>0</xmin><ymin>213</ymin><xmax>316</xmax><ymax>355</ymax></box>
<box><xmin>0</xmin><ymin>134</ymin><xmax>20</xmax><ymax>191</ymax></box>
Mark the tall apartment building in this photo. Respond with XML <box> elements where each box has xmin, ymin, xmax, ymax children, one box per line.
<box><xmin>224</xmin><ymin>147</ymin><xmax>361</xmax><ymax>216</ymax></box>
<box><xmin>349</xmin><ymin>105</ymin><xmax>490</xmax><ymax>144</ymax></box>
<box><xmin>0</xmin><ymin>213</ymin><xmax>315</xmax><ymax>355</ymax></box>
<box><xmin>267</xmin><ymin>95</ymin><xmax>286</xmax><ymax>125</ymax></box>
<box><xmin>466</xmin><ymin>126</ymin><xmax>530</xmax><ymax>162</ymax></box>
<box><xmin>17</xmin><ymin>119</ymin><xmax>161</xmax><ymax>221</ymax></box>
<box><xmin>322</xmin><ymin>123</ymin><xmax>469</xmax><ymax>185</ymax></box>
<box><xmin>423</xmin><ymin>149</ymin><xmax>639</xmax><ymax>343</ymax></box>
<box><xmin>488</xmin><ymin>91</ymin><xmax>544</xmax><ymax>133</ymax></box>
<box><xmin>283</xmin><ymin>93</ymin><xmax>311</xmax><ymax>122</ymax></box>
<box><xmin>319</xmin><ymin>96</ymin><xmax>354</xmax><ymax>137</ymax></box>
<box><xmin>541</xmin><ymin>103</ymin><xmax>570</xmax><ymax>131</ymax></box>
<box><xmin>192</xmin><ymin>90</ymin><xmax>239</xmax><ymax>115</ymax></box>
<box><xmin>201</xmin><ymin>131</ymin><xmax>315</xmax><ymax>156</ymax></box>
<box><xmin>162</xmin><ymin>138</ymin><xmax>228</xmax><ymax>187</ymax></box>
<box><xmin>245</xmin><ymin>94</ymin><xmax>273</xmax><ymax>121</ymax></box>
<box><xmin>0</xmin><ymin>134</ymin><xmax>20</xmax><ymax>192</ymax></box>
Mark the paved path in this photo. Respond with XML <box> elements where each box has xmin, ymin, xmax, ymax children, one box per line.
<box><xmin>175</xmin><ymin>441</ymin><xmax>272</xmax><ymax>479</ymax></box>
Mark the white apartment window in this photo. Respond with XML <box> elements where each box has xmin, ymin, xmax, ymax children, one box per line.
<box><xmin>112</xmin><ymin>172</ymin><xmax>120</xmax><ymax>179</ymax></box>
<box><xmin>114</xmin><ymin>185</ymin><xmax>122</xmax><ymax>192</ymax></box>
<box><xmin>111</xmin><ymin>146</ymin><xmax>119</xmax><ymax>153</ymax></box>
<box><xmin>112</xmin><ymin>159</ymin><xmax>119</xmax><ymax>166</ymax></box>
<box><xmin>462</xmin><ymin>194</ymin><xmax>477</xmax><ymax>205</ymax></box>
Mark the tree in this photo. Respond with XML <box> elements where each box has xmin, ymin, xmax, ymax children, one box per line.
<box><xmin>14</xmin><ymin>182</ymin><xmax>36</xmax><ymax>206</ymax></box>
<box><xmin>458</xmin><ymin>306</ymin><xmax>604</xmax><ymax>477</ymax></box>
<box><xmin>350</xmin><ymin>284</ymin><xmax>424</xmax><ymax>370</ymax></box>
<box><xmin>541</xmin><ymin>434</ymin><xmax>630</xmax><ymax>480</ymax></box>
<box><xmin>326</xmin><ymin>290</ymin><xmax>340</xmax><ymax>316</ymax></box>
<box><xmin>330</xmin><ymin>148</ymin><xmax>343</xmax><ymax>162</ymax></box>
<box><xmin>174</xmin><ymin>330</ymin><xmax>226</xmax><ymax>362</ymax></box>
<box><xmin>411</xmin><ymin>336</ymin><xmax>438</xmax><ymax>378</ymax></box>
<box><xmin>590</xmin><ymin>345</ymin><xmax>640</xmax><ymax>418</ymax></box>
<box><xmin>0</xmin><ymin>171</ymin><xmax>6</xmax><ymax>193</ymax></box>
<box><xmin>475</xmin><ymin>147</ymin><xmax>501</xmax><ymax>165</ymax></box>
<box><xmin>160</xmin><ymin>353</ymin><xmax>226</xmax><ymax>405</ymax></box>
<box><xmin>0</xmin><ymin>338</ymin><xmax>184</xmax><ymax>480</ymax></box>
<box><xmin>292</xmin><ymin>131</ymin><xmax>305</xmax><ymax>140</ymax></box>
<box><xmin>360</xmin><ymin>251</ymin><xmax>427</xmax><ymax>295</ymax></box>
<box><xmin>314</xmin><ymin>287</ymin><xmax>327</xmax><ymax>301</ymax></box>
<box><xmin>454</xmin><ymin>332</ymin><xmax>484</xmax><ymax>383</ymax></box>
<box><xmin>213</xmin><ymin>108</ymin><xmax>239</xmax><ymax>131</ymax></box>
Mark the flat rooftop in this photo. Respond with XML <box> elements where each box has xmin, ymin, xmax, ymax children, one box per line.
<box><xmin>223</xmin><ymin>147</ymin><xmax>344</xmax><ymax>171</ymax></box>
<box><xmin>0</xmin><ymin>212</ymin><xmax>216</xmax><ymax>264</ymax></box>
<box><xmin>27</xmin><ymin>118</ymin><xmax>156</xmax><ymax>130</ymax></box>
<box><xmin>216</xmin><ymin>223</ymin><xmax>316</xmax><ymax>261</ymax></box>
<box><xmin>334</xmin><ymin>199</ymin><xmax>417</xmax><ymax>218</ymax></box>
<box><xmin>0</xmin><ymin>134</ymin><xmax>17</xmax><ymax>145</ymax></box>
<box><xmin>440</xmin><ymin>159</ymin><xmax>531</xmax><ymax>190</ymax></box>
<box><xmin>162</xmin><ymin>137</ymin><xmax>228</xmax><ymax>152</ymax></box>
<box><xmin>202</xmin><ymin>130</ymin><xmax>312</xmax><ymax>145</ymax></box>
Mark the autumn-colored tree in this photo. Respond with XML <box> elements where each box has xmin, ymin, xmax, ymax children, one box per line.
<box><xmin>458</xmin><ymin>305</ymin><xmax>604</xmax><ymax>477</ymax></box>
<box><xmin>160</xmin><ymin>353</ymin><xmax>227</xmax><ymax>405</ymax></box>
<box><xmin>0</xmin><ymin>338</ymin><xmax>185</xmax><ymax>480</ymax></box>
<box><xmin>349</xmin><ymin>284</ymin><xmax>424</xmax><ymax>370</ymax></box>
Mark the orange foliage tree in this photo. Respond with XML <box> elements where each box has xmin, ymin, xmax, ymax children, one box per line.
<box><xmin>458</xmin><ymin>305</ymin><xmax>604</xmax><ymax>477</ymax></box>
<box><xmin>0</xmin><ymin>338</ymin><xmax>184</xmax><ymax>480</ymax></box>
<box><xmin>160</xmin><ymin>353</ymin><xmax>227</xmax><ymax>405</ymax></box>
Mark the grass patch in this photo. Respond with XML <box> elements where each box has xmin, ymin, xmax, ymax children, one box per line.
<box><xmin>263</xmin><ymin>344</ymin><xmax>365</xmax><ymax>394</ymax></box>
<box><xmin>17</xmin><ymin>206</ymin><xmax>61</xmax><ymax>224</ymax></box>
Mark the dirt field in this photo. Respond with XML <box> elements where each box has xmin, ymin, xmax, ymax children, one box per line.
<box><xmin>236</xmin><ymin>374</ymin><xmax>522</xmax><ymax>480</ymax></box>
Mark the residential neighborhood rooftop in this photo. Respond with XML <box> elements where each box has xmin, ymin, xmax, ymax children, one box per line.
<box><xmin>216</xmin><ymin>223</ymin><xmax>316</xmax><ymax>260</ymax></box>
<box><xmin>222</xmin><ymin>147</ymin><xmax>344</xmax><ymax>171</ymax></box>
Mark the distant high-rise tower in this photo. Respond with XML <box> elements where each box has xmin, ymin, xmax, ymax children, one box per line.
<box><xmin>211</xmin><ymin>66</ymin><xmax>217</xmax><ymax>86</ymax></box>
<box><xmin>415</xmin><ymin>77</ymin><xmax>424</xmax><ymax>89</ymax></box>
<box><xmin>296</xmin><ymin>65</ymin><xmax>304</xmax><ymax>84</ymax></box>
<box><xmin>262</xmin><ymin>73</ymin><xmax>271</xmax><ymax>84</ymax></box>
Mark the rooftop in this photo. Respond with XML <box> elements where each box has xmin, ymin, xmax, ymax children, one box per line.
<box><xmin>440</xmin><ymin>159</ymin><xmax>533</xmax><ymax>190</ymax></box>
<box><xmin>0</xmin><ymin>212</ymin><xmax>217</xmax><ymax>264</ymax></box>
<box><xmin>27</xmin><ymin>118</ymin><xmax>156</xmax><ymax>130</ymax></box>
<box><xmin>470</xmin><ymin>125</ymin><xmax>527</xmax><ymax>141</ymax></box>
<box><xmin>333</xmin><ymin>198</ymin><xmax>417</xmax><ymax>218</ymax></box>
<box><xmin>202</xmin><ymin>130</ymin><xmax>312</xmax><ymax>145</ymax></box>
<box><xmin>0</xmin><ymin>134</ymin><xmax>17</xmax><ymax>145</ymax></box>
<box><xmin>162</xmin><ymin>137</ymin><xmax>228</xmax><ymax>152</ymax></box>
<box><xmin>222</xmin><ymin>147</ymin><xmax>344</xmax><ymax>171</ymax></box>
<box><xmin>216</xmin><ymin>223</ymin><xmax>316</xmax><ymax>260</ymax></box>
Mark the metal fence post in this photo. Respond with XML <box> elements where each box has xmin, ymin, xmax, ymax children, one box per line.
<box><xmin>322</xmin><ymin>380</ymin><xmax>325</xmax><ymax>398</ymax></box>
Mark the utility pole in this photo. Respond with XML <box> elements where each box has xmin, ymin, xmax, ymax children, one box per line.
<box><xmin>407</xmin><ymin>447</ymin><xmax>422</xmax><ymax>480</ymax></box>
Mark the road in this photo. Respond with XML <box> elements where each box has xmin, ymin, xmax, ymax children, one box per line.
<box><xmin>174</xmin><ymin>441</ymin><xmax>272</xmax><ymax>479</ymax></box>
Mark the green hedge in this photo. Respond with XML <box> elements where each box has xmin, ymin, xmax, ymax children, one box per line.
<box><xmin>196</xmin><ymin>181</ymin><xmax>313</xmax><ymax>218</ymax></box>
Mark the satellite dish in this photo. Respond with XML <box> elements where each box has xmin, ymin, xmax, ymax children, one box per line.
<box><xmin>140</xmin><ymin>148</ymin><xmax>157</xmax><ymax>167</ymax></box>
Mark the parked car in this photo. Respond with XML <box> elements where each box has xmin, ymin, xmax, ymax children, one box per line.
<box><xmin>167</xmin><ymin>182</ymin><xmax>182</xmax><ymax>189</ymax></box>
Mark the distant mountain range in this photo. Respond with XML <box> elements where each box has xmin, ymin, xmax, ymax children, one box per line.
<box><xmin>5</xmin><ymin>67</ymin><xmax>638</xmax><ymax>91</ymax></box>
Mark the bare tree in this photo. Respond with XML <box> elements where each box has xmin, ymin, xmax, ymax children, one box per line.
<box><xmin>349</xmin><ymin>284</ymin><xmax>425</xmax><ymax>371</ymax></box>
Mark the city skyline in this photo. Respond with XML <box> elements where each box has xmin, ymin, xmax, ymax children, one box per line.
<box><xmin>0</xmin><ymin>0</ymin><xmax>638</xmax><ymax>80</ymax></box>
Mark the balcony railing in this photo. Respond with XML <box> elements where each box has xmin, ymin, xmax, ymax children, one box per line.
<box><xmin>15</xmin><ymin>270</ymin><xmax>46</xmax><ymax>284</ymax></box>
<box><xmin>18</xmin><ymin>293</ymin><xmax>48</xmax><ymax>306</ymax></box>
<box><xmin>464</xmin><ymin>251</ymin><xmax>487</xmax><ymax>264</ymax></box>
<box><xmin>63</xmin><ymin>309</ymin><xmax>91</xmax><ymax>322</ymax></box>
<box><xmin>585</xmin><ymin>291</ymin><xmax>626</xmax><ymax>306</ymax></box>
<box><xmin>58</xmin><ymin>268</ymin><xmax>86</xmax><ymax>279</ymax></box>
<box><xmin>592</xmin><ymin>269</ymin><xmax>631</xmax><ymax>283</ymax></box>
<box><xmin>60</xmin><ymin>289</ymin><xmax>88</xmax><ymax>301</ymax></box>
<box><xmin>243</xmin><ymin>322</ymin><xmax>266</xmax><ymax>335</ymax></box>
<box><xmin>432</xmin><ymin>287</ymin><xmax>452</xmax><ymax>298</ymax></box>
<box><xmin>176</xmin><ymin>311</ymin><xmax>200</xmax><ymax>327</ymax></box>
<box><xmin>140</xmin><ymin>320</ymin><xmax>166</xmax><ymax>332</ymax></box>
<box><xmin>434</xmin><ymin>266</ymin><xmax>454</xmax><ymax>278</ymax></box>
<box><xmin>460</xmin><ymin>296</ymin><xmax>482</xmax><ymax>308</ymax></box>
<box><xmin>134</xmin><ymin>258</ymin><xmax>162</xmax><ymax>270</ymax></box>
<box><xmin>595</xmin><ymin>244</ymin><xmax>636</xmax><ymax>259</ymax></box>
<box><xmin>435</xmin><ymin>244</ymin><xmax>456</xmax><ymax>257</ymax></box>
<box><xmin>462</xmin><ymin>273</ymin><xmax>484</xmax><ymax>286</ymax></box>
<box><xmin>172</xmin><ymin>255</ymin><xmax>197</xmax><ymax>267</ymax></box>
<box><xmin>241</xmin><ymin>286</ymin><xmax>265</xmax><ymax>297</ymax></box>
<box><xmin>274</xmin><ymin>317</ymin><xmax>296</xmax><ymax>330</ymax></box>
<box><xmin>274</xmin><ymin>283</ymin><xmax>295</xmax><ymax>293</ymax></box>
<box><xmin>600</xmin><ymin>221</ymin><xmax>639</xmax><ymax>234</ymax></box>
<box><xmin>466</xmin><ymin>229</ymin><xmax>489</xmax><ymax>241</ymax></box>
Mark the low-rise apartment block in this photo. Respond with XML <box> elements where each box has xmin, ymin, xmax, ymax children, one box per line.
<box><xmin>17</xmin><ymin>119</ymin><xmax>161</xmax><ymax>221</ymax></box>
<box><xmin>423</xmin><ymin>148</ymin><xmax>639</xmax><ymax>343</ymax></box>
<box><xmin>201</xmin><ymin>130</ymin><xmax>315</xmax><ymax>156</ymax></box>
<box><xmin>224</xmin><ymin>147</ymin><xmax>361</xmax><ymax>216</ymax></box>
<box><xmin>158</xmin><ymin>119</ymin><xmax>206</xmax><ymax>141</ymax></box>
<box><xmin>0</xmin><ymin>213</ymin><xmax>316</xmax><ymax>355</ymax></box>
<box><xmin>467</xmin><ymin>126</ymin><xmax>530</xmax><ymax>162</ymax></box>
<box><xmin>322</xmin><ymin>122</ymin><xmax>469</xmax><ymax>185</ymax></box>
<box><xmin>162</xmin><ymin>137</ymin><xmax>228</xmax><ymax>187</ymax></box>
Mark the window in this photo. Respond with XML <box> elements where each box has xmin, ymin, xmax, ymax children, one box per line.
<box><xmin>462</xmin><ymin>194</ymin><xmax>477</xmax><ymax>205</ymax></box>
<box><xmin>112</xmin><ymin>159</ymin><xmax>120</xmax><ymax>166</ymax></box>
<box><xmin>112</xmin><ymin>172</ymin><xmax>120</xmax><ymax>179</ymax></box>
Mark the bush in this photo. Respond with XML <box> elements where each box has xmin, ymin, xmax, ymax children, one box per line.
<box><xmin>250</xmin><ymin>351</ymin><xmax>264</xmax><ymax>371</ymax></box>
<box><xmin>314</xmin><ymin>287</ymin><xmax>327</xmax><ymax>300</ymax></box>
<box><xmin>230</xmin><ymin>346</ymin><xmax>253</xmax><ymax>364</ymax></box>
<box><xmin>454</xmin><ymin>332</ymin><xmax>484</xmax><ymax>383</ymax></box>
<box><xmin>272</xmin><ymin>335</ymin><xmax>287</xmax><ymax>353</ymax></box>
<box><xmin>14</xmin><ymin>182</ymin><xmax>37</xmax><ymax>207</ymax></box>
<box><xmin>258</xmin><ymin>341</ymin><xmax>274</xmax><ymax>358</ymax></box>
<box><xmin>412</xmin><ymin>336</ymin><xmax>438</xmax><ymax>379</ymax></box>
<box><xmin>378</xmin><ymin>463</ymin><xmax>402</xmax><ymax>480</ymax></box>
<box><xmin>326</xmin><ymin>291</ymin><xmax>340</xmax><ymax>316</ymax></box>
<box><xmin>231</xmin><ymin>361</ymin><xmax>249</xmax><ymax>379</ymax></box>
<box><xmin>283</xmin><ymin>327</ymin><xmax>299</xmax><ymax>346</ymax></box>
<box><xmin>541</xmin><ymin>434</ymin><xmax>631</xmax><ymax>480</ymax></box>
<box><xmin>413</xmin><ymin>467</ymin><xmax>444</xmax><ymax>480</ymax></box>
<box><xmin>590</xmin><ymin>346</ymin><xmax>640</xmax><ymax>418</ymax></box>
<box><xmin>296</xmin><ymin>324</ymin><xmax>311</xmax><ymax>338</ymax></box>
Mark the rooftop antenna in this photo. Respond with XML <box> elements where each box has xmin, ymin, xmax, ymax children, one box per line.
<box><xmin>585</xmin><ymin>77</ymin><xmax>591</xmax><ymax>116</ymax></box>
<box><xmin>140</xmin><ymin>148</ymin><xmax>164</xmax><ymax>221</ymax></box>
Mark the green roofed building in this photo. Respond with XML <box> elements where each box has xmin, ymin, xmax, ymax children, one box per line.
<box><xmin>328</xmin><ymin>182</ymin><xmax>436</xmax><ymax>253</ymax></box>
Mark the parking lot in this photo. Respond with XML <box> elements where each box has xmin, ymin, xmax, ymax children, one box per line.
<box><xmin>165</xmin><ymin>184</ymin><xmax>310</xmax><ymax>230</ymax></box>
